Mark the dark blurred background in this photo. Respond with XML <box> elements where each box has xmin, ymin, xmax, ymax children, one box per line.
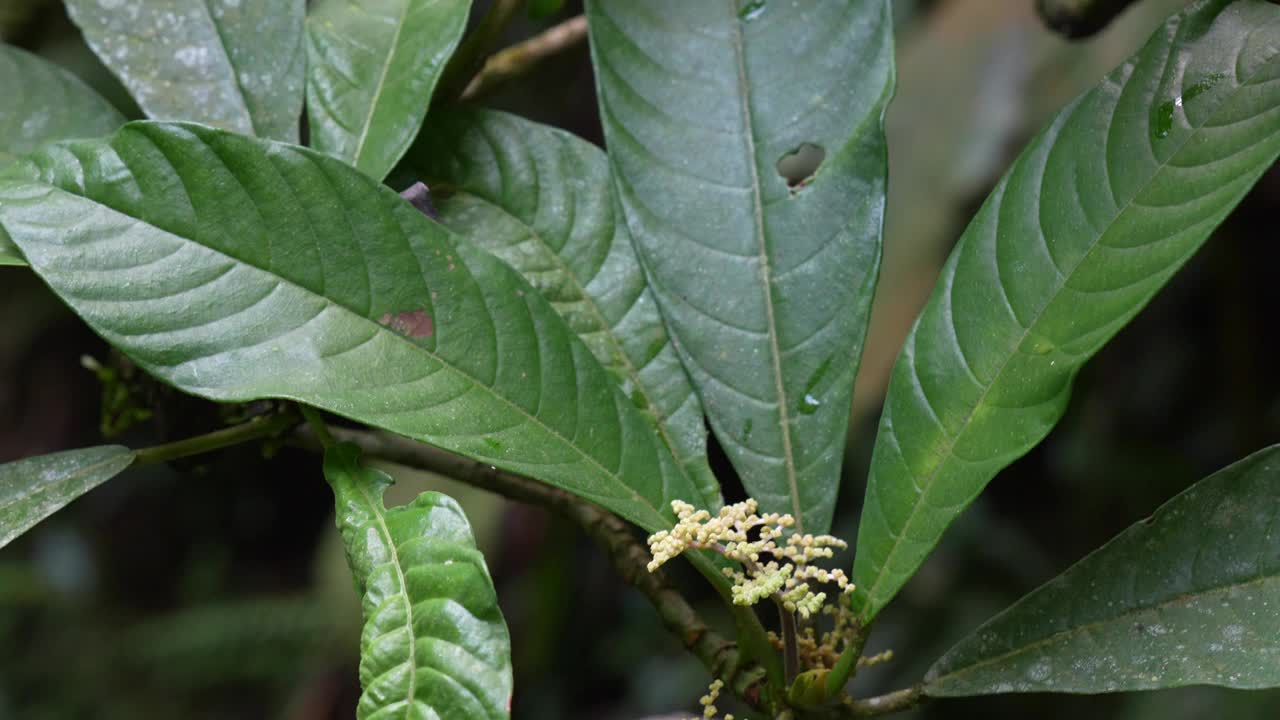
<box><xmin>2</xmin><ymin>0</ymin><xmax>1278</xmax><ymax>718</ymax></box>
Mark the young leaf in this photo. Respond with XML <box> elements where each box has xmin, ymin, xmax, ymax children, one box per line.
<box><xmin>926</xmin><ymin>445</ymin><xmax>1280</xmax><ymax>695</ymax></box>
<box><xmin>852</xmin><ymin>0</ymin><xmax>1280</xmax><ymax>622</ymax></box>
<box><xmin>0</xmin><ymin>446</ymin><xmax>136</xmax><ymax>548</ymax></box>
<box><xmin>401</xmin><ymin>108</ymin><xmax>721</xmax><ymax>510</ymax></box>
<box><xmin>586</xmin><ymin>0</ymin><xmax>894</xmax><ymax>533</ymax></box>
<box><xmin>64</xmin><ymin>0</ymin><xmax>306</xmax><ymax>142</ymax></box>
<box><xmin>0</xmin><ymin>121</ymin><xmax>702</xmax><ymax>534</ymax></box>
<box><xmin>0</xmin><ymin>43</ymin><xmax>125</xmax><ymax>169</ymax></box>
<box><xmin>323</xmin><ymin>442</ymin><xmax>512</xmax><ymax>718</ymax></box>
<box><xmin>306</xmin><ymin>0</ymin><xmax>470</xmax><ymax>180</ymax></box>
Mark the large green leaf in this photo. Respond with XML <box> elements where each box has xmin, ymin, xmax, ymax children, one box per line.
<box><xmin>0</xmin><ymin>446</ymin><xmax>136</xmax><ymax>549</ymax></box>
<box><xmin>851</xmin><ymin>0</ymin><xmax>1280</xmax><ymax>622</ymax></box>
<box><xmin>0</xmin><ymin>121</ymin><xmax>702</xmax><ymax>534</ymax></box>
<box><xmin>63</xmin><ymin>0</ymin><xmax>306</xmax><ymax>142</ymax></box>
<box><xmin>586</xmin><ymin>0</ymin><xmax>894</xmax><ymax>533</ymax></box>
<box><xmin>306</xmin><ymin>0</ymin><xmax>469</xmax><ymax>180</ymax></box>
<box><xmin>0</xmin><ymin>43</ymin><xmax>126</xmax><ymax>268</ymax></box>
<box><xmin>324</xmin><ymin>442</ymin><xmax>511</xmax><ymax>718</ymax></box>
<box><xmin>401</xmin><ymin>108</ymin><xmax>720</xmax><ymax>510</ymax></box>
<box><xmin>926</xmin><ymin>445</ymin><xmax>1280</xmax><ymax>695</ymax></box>
<box><xmin>0</xmin><ymin>42</ymin><xmax>125</xmax><ymax>168</ymax></box>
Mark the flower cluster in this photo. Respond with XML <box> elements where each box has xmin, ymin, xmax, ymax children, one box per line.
<box><xmin>698</xmin><ymin>679</ymin><xmax>733</xmax><ymax>720</ymax></box>
<box><xmin>647</xmin><ymin>498</ymin><xmax>854</xmax><ymax>620</ymax></box>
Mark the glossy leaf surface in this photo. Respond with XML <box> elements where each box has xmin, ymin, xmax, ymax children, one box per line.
<box><xmin>927</xmin><ymin>445</ymin><xmax>1280</xmax><ymax>695</ymax></box>
<box><xmin>852</xmin><ymin>0</ymin><xmax>1280</xmax><ymax>621</ymax></box>
<box><xmin>0</xmin><ymin>43</ymin><xmax>124</xmax><ymax>168</ymax></box>
<box><xmin>64</xmin><ymin>0</ymin><xmax>306</xmax><ymax>142</ymax></box>
<box><xmin>306</xmin><ymin>0</ymin><xmax>469</xmax><ymax>180</ymax></box>
<box><xmin>324</xmin><ymin>442</ymin><xmax>511</xmax><ymax>718</ymax></box>
<box><xmin>587</xmin><ymin>0</ymin><xmax>894</xmax><ymax>533</ymax></box>
<box><xmin>0</xmin><ymin>122</ymin><xmax>701</xmax><ymax>533</ymax></box>
<box><xmin>402</xmin><ymin>108</ymin><xmax>720</xmax><ymax>509</ymax></box>
<box><xmin>0</xmin><ymin>446</ymin><xmax>135</xmax><ymax>549</ymax></box>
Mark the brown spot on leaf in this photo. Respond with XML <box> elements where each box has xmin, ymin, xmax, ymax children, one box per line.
<box><xmin>378</xmin><ymin>310</ymin><xmax>434</xmax><ymax>338</ymax></box>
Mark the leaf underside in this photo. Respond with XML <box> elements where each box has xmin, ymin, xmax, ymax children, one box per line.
<box><xmin>402</xmin><ymin>108</ymin><xmax>721</xmax><ymax>510</ymax></box>
<box><xmin>324</xmin><ymin>442</ymin><xmax>512</xmax><ymax>719</ymax></box>
<box><xmin>0</xmin><ymin>121</ymin><xmax>700</xmax><ymax>534</ymax></box>
<box><xmin>852</xmin><ymin>0</ymin><xmax>1280</xmax><ymax>621</ymax></box>
<box><xmin>0</xmin><ymin>446</ymin><xmax>136</xmax><ymax>549</ymax></box>
<box><xmin>307</xmin><ymin>0</ymin><xmax>470</xmax><ymax>180</ymax></box>
<box><xmin>927</xmin><ymin>445</ymin><xmax>1280</xmax><ymax>695</ymax></box>
<box><xmin>64</xmin><ymin>0</ymin><xmax>306</xmax><ymax>142</ymax></box>
<box><xmin>586</xmin><ymin>0</ymin><xmax>894</xmax><ymax>533</ymax></box>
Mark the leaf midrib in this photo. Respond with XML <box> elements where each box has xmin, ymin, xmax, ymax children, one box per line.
<box><xmin>355</xmin><ymin>480</ymin><xmax>421</xmax><ymax>717</ymax></box>
<box><xmin>351</xmin><ymin>0</ymin><xmax>410</xmax><ymax>166</ymax></box>
<box><xmin>860</xmin><ymin>34</ymin><xmax>1280</xmax><ymax>614</ymax></box>
<box><xmin>195</xmin><ymin>0</ymin><xmax>257</xmax><ymax>136</ymax></box>
<box><xmin>927</xmin><ymin>572</ymin><xmax>1280</xmax><ymax>690</ymax></box>
<box><xmin>0</xmin><ymin>450</ymin><xmax>132</xmax><ymax>510</ymax></box>
<box><xmin>15</xmin><ymin>170</ymin><xmax>668</xmax><ymax>532</ymax></box>
<box><xmin>727</xmin><ymin>0</ymin><xmax>803</xmax><ymax>530</ymax></box>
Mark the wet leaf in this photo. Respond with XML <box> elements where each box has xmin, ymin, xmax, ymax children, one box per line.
<box><xmin>586</xmin><ymin>0</ymin><xmax>894</xmax><ymax>532</ymax></box>
<box><xmin>306</xmin><ymin>0</ymin><xmax>469</xmax><ymax>180</ymax></box>
<box><xmin>324</xmin><ymin>442</ymin><xmax>512</xmax><ymax>718</ymax></box>
<box><xmin>0</xmin><ymin>446</ymin><xmax>135</xmax><ymax>548</ymax></box>
<box><xmin>852</xmin><ymin>0</ymin><xmax>1280</xmax><ymax>621</ymax></box>
<box><xmin>0</xmin><ymin>121</ymin><xmax>703</xmax><ymax>534</ymax></box>
<box><xmin>927</xmin><ymin>445</ymin><xmax>1280</xmax><ymax>695</ymax></box>
<box><xmin>403</xmin><ymin>108</ymin><xmax>721</xmax><ymax>509</ymax></box>
<box><xmin>64</xmin><ymin>0</ymin><xmax>306</xmax><ymax>142</ymax></box>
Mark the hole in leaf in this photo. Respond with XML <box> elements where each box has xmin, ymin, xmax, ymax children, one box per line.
<box><xmin>776</xmin><ymin>142</ymin><xmax>825</xmax><ymax>193</ymax></box>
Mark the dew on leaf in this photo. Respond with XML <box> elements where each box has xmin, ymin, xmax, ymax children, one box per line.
<box><xmin>739</xmin><ymin>0</ymin><xmax>766</xmax><ymax>21</ymax></box>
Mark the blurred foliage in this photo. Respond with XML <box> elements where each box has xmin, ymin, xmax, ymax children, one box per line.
<box><xmin>1</xmin><ymin>0</ymin><xmax>1279</xmax><ymax>718</ymax></box>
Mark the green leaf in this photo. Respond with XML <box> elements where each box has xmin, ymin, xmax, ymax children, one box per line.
<box><xmin>0</xmin><ymin>446</ymin><xmax>136</xmax><ymax>548</ymax></box>
<box><xmin>586</xmin><ymin>0</ymin><xmax>894</xmax><ymax>533</ymax></box>
<box><xmin>306</xmin><ymin>0</ymin><xmax>470</xmax><ymax>180</ymax></box>
<box><xmin>0</xmin><ymin>226</ymin><xmax>23</xmax><ymax>267</ymax></box>
<box><xmin>926</xmin><ymin>445</ymin><xmax>1280</xmax><ymax>695</ymax></box>
<box><xmin>323</xmin><ymin>442</ymin><xmax>512</xmax><ymax>719</ymax></box>
<box><xmin>64</xmin><ymin>0</ymin><xmax>305</xmax><ymax>142</ymax></box>
<box><xmin>851</xmin><ymin>0</ymin><xmax>1280</xmax><ymax>622</ymax></box>
<box><xmin>0</xmin><ymin>43</ymin><xmax>125</xmax><ymax>168</ymax></box>
<box><xmin>0</xmin><ymin>121</ymin><xmax>702</xmax><ymax>534</ymax></box>
<box><xmin>401</xmin><ymin>108</ymin><xmax>720</xmax><ymax>510</ymax></box>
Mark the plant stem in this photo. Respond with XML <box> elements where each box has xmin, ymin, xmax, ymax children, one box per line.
<box><xmin>292</xmin><ymin>426</ymin><xmax>781</xmax><ymax>713</ymax></box>
<box><xmin>298</xmin><ymin>405</ymin><xmax>333</xmax><ymax>448</ymax></box>
<box><xmin>460</xmin><ymin>15</ymin><xmax>589</xmax><ymax>101</ymax></box>
<box><xmin>777</xmin><ymin>602</ymin><xmax>800</xmax><ymax>684</ymax></box>
<box><xmin>133</xmin><ymin>411</ymin><xmax>297</xmax><ymax>466</ymax></box>
<box><xmin>841</xmin><ymin>685</ymin><xmax>926</xmax><ymax>717</ymax></box>
<box><xmin>435</xmin><ymin>0</ymin><xmax>526</xmax><ymax>104</ymax></box>
<box><xmin>825</xmin><ymin>619</ymin><xmax>870</xmax><ymax>698</ymax></box>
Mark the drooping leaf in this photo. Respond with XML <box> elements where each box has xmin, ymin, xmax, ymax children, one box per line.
<box><xmin>851</xmin><ymin>0</ymin><xmax>1280</xmax><ymax>622</ymax></box>
<box><xmin>63</xmin><ymin>0</ymin><xmax>306</xmax><ymax>142</ymax></box>
<box><xmin>323</xmin><ymin>442</ymin><xmax>512</xmax><ymax>719</ymax></box>
<box><xmin>0</xmin><ymin>446</ymin><xmax>136</xmax><ymax>548</ymax></box>
<box><xmin>926</xmin><ymin>445</ymin><xmax>1280</xmax><ymax>695</ymax></box>
<box><xmin>306</xmin><ymin>0</ymin><xmax>470</xmax><ymax>180</ymax></box>
<box><xmin>0</xmin><ymin>121</ymin><xmax>703</xmax><ymax>534</ymax></box>
<box><xmin>401</xmin><ymin>108</ymin><xmax>720</xmax><ymax>510</ymax></box>
<box><xmin>586</xmin><ymin>0</ymin><xmax>894</xmax><ymax>533</ymax></box>
<box><xmin>0</xmin><ymin>42</ymin><xmax>124</xmax><ymax>169</ymax></box>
